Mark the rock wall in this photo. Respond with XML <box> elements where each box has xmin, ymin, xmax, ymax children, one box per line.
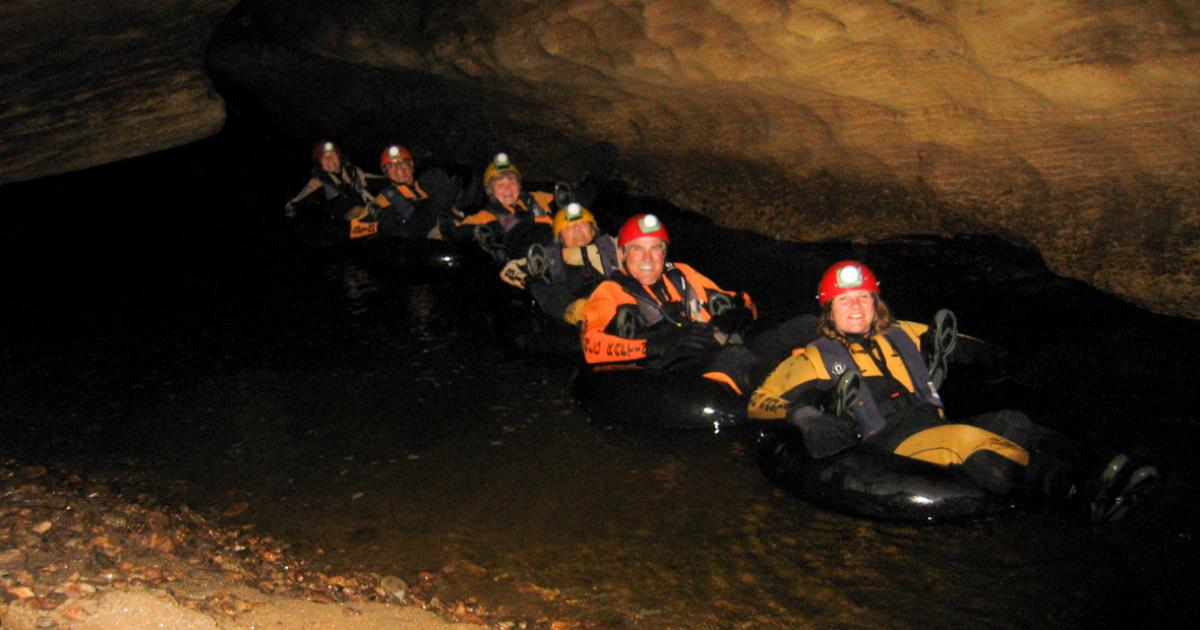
<box><xmin>3</xmin><ymin>0</ymin><xmax>1197</xmax><ymax>318</ymax></box>
<box><xmin>267</xmin><ymin>0</ymin><xmax>1200</xmax><ymax>318</ymax></box>
<box><xmin>0</xmin><ymin>0</ymin><xmax>238</xmax><ymax>184</ymax></box>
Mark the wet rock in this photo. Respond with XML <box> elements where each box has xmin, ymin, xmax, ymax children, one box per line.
<box><xmin>19</xmin><ymin>467</ymin><xmax>47</xmax><ymax>480</ymax></box>
<box><xmin>99</xmin><ymin>514</ymin><xmax>128</xmax><ymax>530</ymax></box>
<box><xmin>59</xmin><ymin>604</ymin><xmax>88</xmax><ymax>621</ymax></box>
<box><xmin>0</xmin><ymin>549</ymin><xmax>25</xmax><ymax>569</ymax></box>
<box><xmin>144</xmin><ymin>510</ymin><xmax>170</xmax><ymax>532</ymax></box>
<box><xmin>54</xmin><ymin>583</ymin><xmax>95</xmax><ymax>599</ymax></box>
<box><xmin>0</xmin><ymin>457</ymin><xmax>519</xmax><ymax>628</ymax></box>
<box><xmin>6</xmin><ymin>586</ymin><xmax>36</xmax><ymax>600</ymax></box>
<box><xmin>380</xmin><ymin>575</ymin><xmax>409</xmax><ymax>603</ymax></box>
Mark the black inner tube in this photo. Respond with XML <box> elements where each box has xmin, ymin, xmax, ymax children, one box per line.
<box><xmin>755</xmin><ymin>428</ymin><xmax>1017</xmax><ymax>523</ymax></box>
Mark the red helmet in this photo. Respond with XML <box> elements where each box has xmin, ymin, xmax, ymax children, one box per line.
<box><xmin>617</xmin><ymin>214</ymin><xmax>671</xmax><ymax>248</ymax></box>
<box><xmin>380</xmin><ymin>144</ymin><xmax>413</xmax><ymax>170</ymax></box>
<box><xmin>817</xmin><ymin>260</ymin><xmax>880</xmax><ymax>305</ymax></box>
<box><xmin>312</xmin><ymin>140</ymin><xmax>340</xmax><ymax>163</ymax></box>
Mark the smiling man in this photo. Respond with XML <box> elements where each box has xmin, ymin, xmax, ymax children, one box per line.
<box><xmin>368</xmin><ymin>144</ymin><xmax>438</xmax><ymax>239</ymax></box>
<box><xmin>579</xmin><ymin>214</ymin><xmax>761</xmax><ymax>383</ymax></box>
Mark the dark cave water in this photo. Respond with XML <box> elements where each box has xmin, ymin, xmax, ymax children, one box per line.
<box><xmin>2</xmin><ymin>123</ymin><xmax>1199</xmax><ymax>628</ymax></box>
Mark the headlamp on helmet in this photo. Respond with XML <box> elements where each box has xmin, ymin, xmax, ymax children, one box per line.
<box><xmin>552</xmin><ymin>203</ymin><xmax>597</xmax><ymax>239</ymax></box>
<box><xmin>483</xmin><ymin>152</ymin><xmax>522</xmax><ymax>189</ymax></box>
<box><xmin>817</xmin><ymin>260</ymin><xmax>881</xmax><ymax>305</ymax></box>
<box><xmin>617</xmin><ymin>213</ymin><xmax>671</xmax><ymax>247</ymax></box>
<box><xmin>380</xmin><ymin>144</ymin><xmax>413</xmax><ymax>169</ymax></box>
<box><xmin>836</xmin><ymin>265</ymin><xmax>865</xmax><ymax>288</ymax></box>
<box><xmin>312</xmin><ymin>140</ymin><xmax>341</xmax><ymax>163</ymax></box>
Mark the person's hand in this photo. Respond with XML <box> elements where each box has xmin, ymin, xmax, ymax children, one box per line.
<box><xmin>474</xmin><ymin>224</ymin><xmax>505</xmax><ymax>262</ymax></box>
<box><xmin>499</xmin><ymin>258</ymin><xmax>528</xmax><ymax>288</ymax></box>
<box><xmin>788</xmin><ymin>404</ymin><xmax>860</xmax><ymax>459</ymax></box>
<box><xmin>344</xmin><ymin>205</ymin><xmax>369</xmax><ymax>221</ymax></box>
<box><xmin>284</xmin><ymin>203</ymin><xmax>296</xmax><ymax>219</ymax></box>
<box><xmin>420</xmin><ymin>167</ymin><xmax>461</xmax><ymax>213</ymax></box>
<box><xmin>710</xmin><ymin>293</ymin><xmax>754</xmax><ymax>334</ymax></box>
<box><xmin>645</xmin><ymin>323</ymin><xmax>717</xmax><ymax>361</ymax></box>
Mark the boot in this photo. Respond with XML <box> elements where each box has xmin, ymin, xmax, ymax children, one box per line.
<box><xmin>1082</xmin><ymin>454</ymin><xmax>1160</xmax><ymax>523</ymax></box>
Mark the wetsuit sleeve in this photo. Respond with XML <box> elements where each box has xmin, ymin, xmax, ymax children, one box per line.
<box><xmin>354</xmin><ymin>167</ymin><xmax>383</xmax><ymax>200</ymax></box>
<box><xmin>897</xmin><ymin>321</ymin><xmax>929</xmax><ymax>343</ymax></box>
<box><xmin>287</xmin><ymin>178</ymin><xmax>325</xmax><ymax>207</ymax></box>
<box><xmin>742</xmin><ymin>292</ymin><xmax>758</xmax><ymax>319</ymax></box>
<box><xmin>748</xmin><ymin>348</ymin><xmax>827</xmax><ymax>420</ymax></box>
<box><xmin>531</xmin><ymin>192</ymin><xmax>556</xmax><ymax>225</ymax></box>
<box><xmin>581</xmin><ymin>281</ymin><xmax>648</xmax><ymax>364</ymax></box>
<box><xmin>459</xmin><ymin>210</ymin><xmax>498</xmax><ymax>226</ymax></box>
<box><xmin>370</xmin><ymin>191</ymin><xmax>393</xmax><ymax>210</ymax></box>
<box><xmin>674</xmin><ymin>264</ymin><xmax>759</xmax><ymax>320</ymax></box>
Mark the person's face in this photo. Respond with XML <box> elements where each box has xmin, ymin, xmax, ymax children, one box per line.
<box><xmin>560</xmin><ymin>222</ymin><xmax>596</xmax><ymax>248</ymax></box>
<box><xmin>831</xmin><ymin>289</ymin><xmax>876</xmax><ymax>336</ymax></box>
<box><xmin>385</xmin><ymin>158</ymin><xmax>414</xmax><ymax>185</ymax></box>
<box><xmin>320</xmin><ymin>152</ymin><xmax>341</xmax><ymax>173</ymax></box>
<box><xmin>490</xmin><ymin>174</ymin><xmax>521</xmax><ymax>206</ymax></box>
<box><xmin>622</xmin><ymin>236</ymin><xmax>667</xmax><ymax>286</ymax></box>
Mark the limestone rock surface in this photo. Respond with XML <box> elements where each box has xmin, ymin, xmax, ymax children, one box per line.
<box><xmin>0</xmin><ymin>0</ymin><xmax>238</xmax><ymax>184</ymax></box>
<box><xmin>257</xmin><ymin>0</ymin><xmax>1200</xmax><ymax>318</ymax></box>
<box><xmin>3</xmin><ymin>0</ymin><xmax>1198</xmax><ymax>318</ymax></box>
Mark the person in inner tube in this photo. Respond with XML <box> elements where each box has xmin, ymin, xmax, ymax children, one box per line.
<box><xmin>369</xmin><ymin>144</ymin><xmax>465</xmax><ymax>240</ymax></box>
<box><xmin>580</xmin><ymin>214</ymin><xmax>818</xmax><ymax>395</ymax></box>
<box><xmin>499</xmin><ymin>200</ymin><xmax>620</xmax><ymax>325</ymax></box>
<box><xmin>456</xmin><ymin>153</ymin><xmax>556</xmax><ymax>261</ymax></box>
<box><xmin>748</xmin><ymin>260</ymin><xmax>1160</xmax><ymax>523</ymax></box>
<box><xmin>284</xmin><ymin>140</ymin><xmax>379</xmax><ymax>224</ymax></box>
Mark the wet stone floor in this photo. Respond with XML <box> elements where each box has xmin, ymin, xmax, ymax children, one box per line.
<box><xmin>2</xmin><ymin>136</ymin><xmax>1200</xmax><ymax>628</ymax></box>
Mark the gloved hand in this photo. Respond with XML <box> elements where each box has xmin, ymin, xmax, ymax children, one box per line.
<box><xmin>553</xmin><ymin>181</ymin><xmax>575</xmax><ymax>208</ymax></box>
<box><xmin>644</xmin><ymin>323</ymin><xmax>718</xmax><ymax>362</ymax></box>
<box><xmin>474</xmin><ymin>224</ymin><xmax>506</xmax><ymax>262</ymax></box>
<box><xmin>499</xmin><ymin>258</ymin><xmax>529</xmax><ymax>288</ymax></box>
<box><xmin>284</xmin><ymin>203</ymin><xmax>297</xmax><ymax>219</ymax></box>
<box><xmin>419</xmin><ymin>167</ymin><xmax>461</xmax><ymax>214</ymax></box>
<box><xmin>710</xmin><ymin>293</ymin><xmax>755</xmax><ymax>334</ymax></box>
<box><xmin>788</xmin><ymin>405</ymin><xmax>861</xmax><ymax>459</ymax></box>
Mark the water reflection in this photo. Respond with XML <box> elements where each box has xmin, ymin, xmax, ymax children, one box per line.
<box><xmin>336</xmin><ymin>262</ymin><xmax>379</xmax><ymax>306</ymax></box>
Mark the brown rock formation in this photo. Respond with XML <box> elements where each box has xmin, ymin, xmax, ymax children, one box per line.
<box><xmin>0</xmin><ymin>0</ymin><xmax>238</xmax><ymax>184</ymax></box>
<box><xmin>280</xmin><ymin>0</ymin><xmax>1200</xmax><ymax>318</ymax></box>
<box><xmin>2</xmin><ymin>0</ymin><xmax>1197</xmax><ymax>318</ymax></box>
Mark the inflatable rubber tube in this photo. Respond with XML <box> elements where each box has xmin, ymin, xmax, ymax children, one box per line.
<box><xmin>755</xmin><ymin>428</ymin><xmax>1016</xmax><ymax>523</ymax></box>
<box><xmin>572</xmin><ymin>366</ymin><xmax>749</xmax><ymax>430</ymax></box>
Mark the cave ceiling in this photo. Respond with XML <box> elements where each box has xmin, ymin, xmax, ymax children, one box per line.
<box><xmin>2</xmin><ymin>0</ymin><xmax>1198</xmax><ymax>318</ymax></box>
